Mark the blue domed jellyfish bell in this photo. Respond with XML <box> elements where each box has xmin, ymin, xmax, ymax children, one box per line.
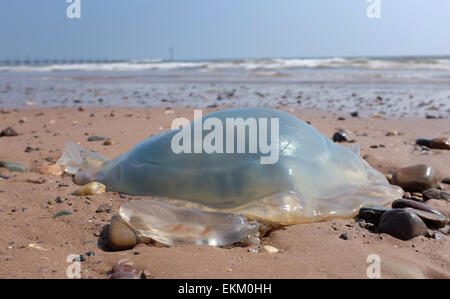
<box><xmin>57</xmin><ymin>108</ymin><xmax>403</xmax><ymax>246</ymax></box>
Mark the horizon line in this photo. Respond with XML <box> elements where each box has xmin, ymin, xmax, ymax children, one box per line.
<box><xmin>1</xmin><ymin>53</ymin><xmax>450</xmax><ymax>65</ymax></box>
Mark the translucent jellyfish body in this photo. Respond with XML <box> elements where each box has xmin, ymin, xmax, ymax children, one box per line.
<box><xmin>58</xmin><ymin>108</ymin><xmax>403</xmax><ymax>246</ymax></box>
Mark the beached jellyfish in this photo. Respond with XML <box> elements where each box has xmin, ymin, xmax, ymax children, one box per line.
<box><xmin>57</xmin><ymin>108</ymin><xmax>403</xmax><ymax>246</ymax></box>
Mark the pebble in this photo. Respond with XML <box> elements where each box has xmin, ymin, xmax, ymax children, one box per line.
<box><xmin>339</xmin><ymin>233</ymin><xmax>348</xmax><ymax>240</ymax></box>
<box><xmin>402</xmin><ymin>207</ymin><xmax>447</xmax><ymax>229</ymax></box>
<box><xmin>26</xmin><ymin>178</ymin><xmax>46</xmax><ymax>184</ymax></box>
<box><xmin>55</xmin><ymin>196</ymin><xmax>67</xmax><ymax>203</ymax></box>
<box><xmin>52</xmin><ymin>210</ymin><xmax>73</xmax><ymax>218</ymax></box>
<box><xmin>96</xmin><ymin>204</ymin><xmax>113</xmax><ymax>213</ymax></box>
<box><xmin>76</xmin><ymin>182</ymin><xmax>106</xmax><ymax>196</ymax></box>
<box><xmin>438</xmin><ymin>228</ymin><xmax>448</xmax><ymax>235</ymax></box>
<box><xmin>103</xmin><ymin>139</ymin><xmax>114</xmax><ymax>146</ymax></box>
<box><xmin>411</xmin><ymin>192</ymin><xmax>422</xmax><ymax>198</ymax></box>
<box><xmin>422</xmin><ymin>188</ymin><xmax>450</xmax><ymax>202</ymax></box>
<box><xmin>442</xmin><ymin>177</ymin><xmax>450</xmax><ymax>185</ymax></box>
<box><xmin>410</xmin><ymin>195</ymin><xmax>423</xmax><ymax>202</ymax></box>
<box><xmin>392</xmin><ymin>199</ymin><xmax>448</xmax><ymax>228</ymax></box>
<box><xmin>0</xmin><ymin>127</ymin><xmax>18</xmax><ymax>137</ymax></box>
<box><xmin>38</xmin><ymin>163</ymin><xmax>63</xmax><ymax>176</ymax></box>
<box><xmin>247</xmin><ymin>247</ymin><xmax>259</xmax><ymax>253</ymax></box>
<box><xmin>0</xmin><ymin>160</ymin><xmax>27</xmax><ymax>172</ymax></box>
<box><xmin>378</xmin><ymin>209</ymin><xmax>428</xmax><ymax>241</ymax></box>
<box><xmin>386</xmin><ymin>130</ymin><xmax>398</xmax><ymax>137</ymax></box>
<box><xmin>25</xmin><ymin>146</ymin><xmax>39</xmax><ymax>153</ymax></box>
<box><xmin>391</xmin><ymin>164</ymin><xmax>437</xmax><ymax>192</ymax></box>
<box><xmin>416</xmin><ymin>137</ymin><xmax>450</xmax><ymax>150</ymax></box>
<box><xmin>263</xmin><ymin>245</ymin><xmax>280</xmax><ymax>254</ymax></box>
<box><xmin>432</xmin><ymin>232</ymin><xmax>444</xmax><ymax>240</ymax></box>
<box><xmin>332</xmin><ymin>130</ymin><xmax>349</xmax><ymax>143</ymax></box>
<box><xmin>358</xmin><ymin>206</ymin><xmax>392</xmax><ymax>226</ymax></box>
<box><xmin>416</xmin><ymin>138</ymin><xmax>431</xmax><ymax>147</ymax></box>
<box><xmin>392</xmin><ymin>199</ymin><xmax>445</xmax><ymax>215</ymax></box>
<box><xmin>86</xmin><ymin>251</ymin><xmax>95</xmax><ymax>257</ymax></box>
<box><xmin>429</xmin><ymin>138</ymin><xmax>450</xmax><ymax>150</ymax></box>
<box><xmin>106</xmin><ymin>215</ymin><xmax>137</xmax><ymax>250</ymax></box>
<box><xmin>87</xmin><ymin>136</ymin><xmax>107</xmax><ymax>142</ymax></box>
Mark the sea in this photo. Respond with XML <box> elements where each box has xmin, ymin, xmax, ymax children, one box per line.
<box><xmin>0</xmin><ymin>56</ymin><xmax>449</xmax><ymax>118</ymax></box>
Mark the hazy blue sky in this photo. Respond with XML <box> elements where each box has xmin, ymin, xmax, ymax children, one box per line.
<box><xmin>1</xmin><ymin>0</ymin><xmax>449</xmax><ymax>60</ymax></box>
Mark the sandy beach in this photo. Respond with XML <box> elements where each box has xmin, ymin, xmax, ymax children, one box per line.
<box><xmin>2</xmin><ymin>0</ymin><xmax>450</xmax><ymax>284</ymax></box>
<box><xmin>0</xmin><ymin>106</ymin><xmax>448</xmax><ymax>278</ymax></box>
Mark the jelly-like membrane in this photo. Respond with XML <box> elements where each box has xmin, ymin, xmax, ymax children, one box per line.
<box><xmin>58</xmin><ymin>108</ymin><xmax>403</xmax><ymax>245</ymax></box>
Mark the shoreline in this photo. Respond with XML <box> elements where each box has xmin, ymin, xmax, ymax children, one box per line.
<box><xmin>1</xmin><ymin>69</ymin><xmax>449</xmax><ymax>119</ymax></box>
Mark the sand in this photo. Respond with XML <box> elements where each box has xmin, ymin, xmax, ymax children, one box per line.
<box><xmin>0</xmin><ymin>107</ymin><xmax>449</xmax><ymax>279</ymax></box>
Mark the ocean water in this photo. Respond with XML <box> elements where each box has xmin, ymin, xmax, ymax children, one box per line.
<box><xmin>0</xmin><ymin>57</ymin><xmax>449</xmax><ymax>118</ymax></box>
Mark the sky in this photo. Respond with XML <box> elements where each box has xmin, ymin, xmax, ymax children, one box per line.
<box><xmin>0</xmin><ymin>0</ymin><xmax>449</xmax><ymax>61</ymax></box>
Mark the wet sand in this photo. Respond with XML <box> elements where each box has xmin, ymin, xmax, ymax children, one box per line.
<box><xmin>0</xmin><ymin>107</ymin><xmax>449</xmax><ymax>278</ymax></box>
<box><xmin>1</xmin><ymin>70</ymin><xmax>449</xmax><ymax>119</ymax></box>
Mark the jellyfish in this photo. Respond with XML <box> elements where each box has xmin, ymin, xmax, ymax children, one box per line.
<box><xmin>57</xmin><ymin>108</ymin><xmax>402</xmax><ymax>246</ymax></box>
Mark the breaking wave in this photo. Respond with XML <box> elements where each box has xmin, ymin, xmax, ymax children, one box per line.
<box><xmin>1</xmin><ymin>57</ymin><xmax>450</xmax><ymax>72</ymax></box>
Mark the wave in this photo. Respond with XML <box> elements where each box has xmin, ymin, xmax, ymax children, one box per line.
<box><xmin>1</xmin><ymin>57</ymin><xmax>450</xmax><ymax>72</ymax></box>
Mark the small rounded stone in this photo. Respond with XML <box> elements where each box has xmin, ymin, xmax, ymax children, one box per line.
<box><xmin>87</xmin><ymin>136</ymin><xmax>106</xmax><ymax>142</ymax></box>
<box><xmin>96</xmin><ymin>204</ymin><xmax>113</xmax><ymax>213</ymax></box>
<box><xmin>358</xmin><ymin>206</ymin><xmax>392</xmax><ymax>226</ymax></box>
<box><xmin>378</xmin><ymin>209</ymin><xmax>428</xmax><ymax>241</ymax></box>
<box><xmin>76</xmin><ymin>182</ymin><xmax>106</xmax><ymax>196</ymax></box>
<box><xmin>422</xmin><ymin>188</ymin><xmax>449</xmax><ymax>201</ymax></box>
<box><xmin>332</xmin><ymin>130</ymin><xmax>348</xmax><ymax>143</ymax></box>
<box><xmin>0</xmin><ymin>127</ymin><xmax>18</xmax><ymax>137</ymax></box>
<box><xmin>416</xmin><ymin>138</ymin><xmax>431</xmax><ymax>147</ymax></box>
<box><xmin>263</xmin><ymin>245</ymin><xmax>280</xmax><ymax>254</ymax></box>
<box><xmin>103</xmin><ymin>139</ymin><xmax>115</xmax><ymax>146</ymax></box>
<box><xmin>38</xmin><ymin>163</ymin><xmax>64</xmax><ymax>176</ymax></box>
<box><xmin>402</xmin><ymin>207</ymin><xmax>447</xmax><ymax>229</ymax></box>
<box><xmin>386</xmin><ymin>130</ymin><xmax>398</xmax><ymax>137</ymax></box>
<box><xmin>391</xmin><ymin>164</ymin><xmax>438</xmax><ymax>192</ymax></box>
<box><xmin>0</xmin><ymin>160</ymin><xmax>27</xmax><ymax>172</ymax></box>
<box><xmin>106</xmin><ymin>215</ymin><xmax>137</xmax><ymax>251</ymax></box>
<box><xmin>429</xmin><ymin>138</ymin><xmax>450</xmax><ymax>150</ymax></box>
<box><xmin>392</xmin><ymin>199</ymin><xmax>445</xmax><ymax>216</ymax></box>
